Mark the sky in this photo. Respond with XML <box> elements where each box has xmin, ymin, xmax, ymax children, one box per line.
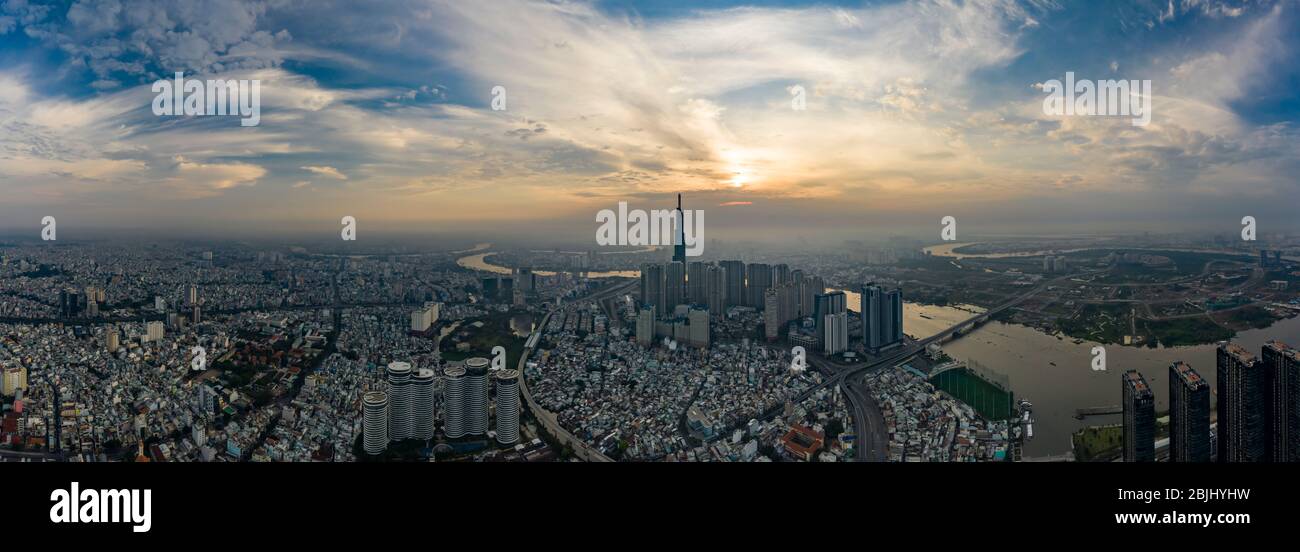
<box><xmin>0</xmin><ymin>0</ymin><xmax>1297</xmax><ymax>244</ymax></box>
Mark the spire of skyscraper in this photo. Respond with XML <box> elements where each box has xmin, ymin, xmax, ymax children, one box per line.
<box><xmin>673</xmin><ymin>193</ymin><xmax>687</xmax><ymax>263</ymax></box>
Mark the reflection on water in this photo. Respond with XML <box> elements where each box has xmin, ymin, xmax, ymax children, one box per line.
<box><xmin>922</xmin><ymin>242</ymin><xmax>1090</xmax><ymax>259</ymax></box>
<box><xmin>456</xmin><ymin>252</ymin><xmax>638</xmax><ymax>278</ymax></box>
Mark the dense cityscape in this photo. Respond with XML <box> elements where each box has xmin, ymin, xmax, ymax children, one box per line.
<box><xmin>8</xmin><ymin>0</ymin><xmax>1300</xmax><ymax>538</ymax></box>
<box><xmin>3</xmin><ymin>215</ymin><xmax>1299</xmax><ymax>463</ymax></box>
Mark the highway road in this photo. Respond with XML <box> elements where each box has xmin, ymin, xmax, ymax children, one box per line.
<box><xmin>514</xmin><ymin>278</ymin><xmax>635</xmax><ymax>462</ymax></box>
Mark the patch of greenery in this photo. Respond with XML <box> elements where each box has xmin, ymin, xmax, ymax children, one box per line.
<box><xmin>1056</xmin><ymin>304</ymin><xmax>1130</xmax><ymax>345</ymax></box>
<box><xmin>1144</xmin><ymin>316</ymin><xmax>1233</xmax><ymax>347</ymax></box>
<box><xmin>1220</xmin><ymin>305</ymin><xmax>1277</xmax><ymax>330</ymax></box>
<box><xmin>440</xmin><ymin>311</ymin><xmax>526</xmax><ymax>365</ymax></box>
<box><xmin>1072</xmin><ymin>425</ymin><xmax>1121</xmax><ymax>462</ymax></box>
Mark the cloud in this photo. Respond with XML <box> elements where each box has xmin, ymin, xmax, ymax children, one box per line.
<box><xmin>170</xmin><ymin>156</ymin><xmax>265</xmax><ymax>197</ymax></box>
<box><xmin>0</xmin><ymin>0</ymin><xmax>1296</xmax><ymax>234</ymax></box>
<box><xmin>300</xmin><ymin>165</ymin><xmax>347</xmax><ymax>180</ymax></box>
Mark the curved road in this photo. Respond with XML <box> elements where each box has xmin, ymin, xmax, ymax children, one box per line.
<box><xmin>514</xmin><ymin>279</ymin><xmax>636</xmax><ymax>462</ymax></box>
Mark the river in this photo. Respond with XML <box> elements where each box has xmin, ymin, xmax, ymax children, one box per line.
<box><xmin>456</xmin><ymin>252</ymin><xmax>639</xmax><ymax>278</ymax></box>
<box><xmin>852</xmin><ymin>296</ymin><xmax>1300</xmax><ymax>457</ymax></box>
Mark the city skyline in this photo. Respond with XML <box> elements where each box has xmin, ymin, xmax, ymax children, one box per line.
<box><xmin>9</xmin><ymin>1</ymin><xmax>1300</xmax><ymax>539</ymax></box>
<box><xmin>1</xmin><ymin>0</ymin><xmax>1298</xmax><ymax>238</ymax></box>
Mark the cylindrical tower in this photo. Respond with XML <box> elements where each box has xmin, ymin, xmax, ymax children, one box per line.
<box><xmin>442</xmin><ymin>365</ymin><xmax>467</xmax><ymax>439</ymax></box>
<box><xmin>387</xmin><ymin>361</ymin><xmax>413</xmax><ymax>441</ymax></box>
<box><xmin>464</xmin><ymin>357</ymin><xmax>490</xmax><ymax>436</ymax></box>
<box><xmin>362</xmin><ymin>391</ymin><xmax>389</xmax><ymax>455</ymax></box>
<box><xmin>412</xmin><ymin>368</ymin><xmax>435</xmax><ymax>440</ymax></box>
<box><xmin>495</xmin><ymin>369</ymin><xmax>520</xmax><ymax>445</ymax></box>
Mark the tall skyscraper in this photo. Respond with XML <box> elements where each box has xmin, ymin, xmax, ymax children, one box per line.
<box><xmin>1263</xmin><ymin>340</ymin><xmax>1300</xmax><ymax>462</ymax></box>
<box><xmin>1217</xmin><ymin>342</ymin><xmax>1265</xmax><ymax>462</ymax></box>
<box><xmin>500</xmin><ymin>277</ymin><xmax>514</xmax><ymax>302</ymax></box>
<box><xmin>861</xmin><ymin>284</ymin><xmax>881</xmax><ymax>353</ymax></box>
<box><xmin>443</xmin><ymin>365</ymin><xmax>467</xmax><ymax>439</ymax></box>
<box><xmin>861</xmin><ymin>283</ymin><xmax>904</xmax><ymax>353</ymax></box>
<box><xmin>687</xmin><ymin>261</ymin><xmax>705</xmax><ymax>304</ymax></box>
<box><xmin>412</xmin><ymin>368</ymin><xmax>436</xmax><ymax>441</ymax></box>
<box><xmin>362</xmin><ymin>391</ymin><xmax>389</xmax><ymax>456</ymax></box>
<box><xmin>772</xmin><ymin>263</ymin><xmax>790</xmax><ymax>286</ymax></box>
<box><xmin>778</xmin><ymin>283</ymin><xmax>798</xmax><ymax>331</ymax></box>
<box><xmin>640</xmin><ymin>263</ymin><xmax>664</xmax><ymax>315</ymax></box>
<box><xmin>746</xmin><ymin>263</ymin><xmax>772</xmax><ymax>308</ymax></box>
<box><xmin>1169</xmin><ymin>361</ymin><xmax>1211</xmax><ymax>462</ymax></box>
<box><xmin>482</xmin><ymin>277</ymin><xmax>499</xmax><ymax>300</ymax></box>
<box><xmin>465</xmin><ymin>357</ymin><xmax>490</xmax><ymax>436</ymax></box>
<box><xmin>495</xmin><ymin>369</ymin><xmax>521</xmax><ymax>445</ymax></box>
<box><xmin>799</xmin><ymin>276</ymin><xmax>823</xmax><ymax>318</ymax></box>
<box><xmin>721</xmin><ymin>260</ymin><xmax>746</xmax><ymax>307</ymax></box>
<box><xmin>664</xmin><ymin>261</ymin><xmax>686</xmax><ymax>312</ymax></box>
<box><xmin>514</xmin><ymin>267</ymin><xmax>536</xmax><ymax>293</ymax></box>
<box><xmin>764</xmin><ymin>288</ymin><xmax>781</xmax><ymax>341</ymax></box>
<box><xmin>688</xmin><ymin>307</ymin><xmax>710</xmax><ymax>349</ymax></box>
<box><xmin>813</xmin><ymin>291</ymin><xmax>846</xmax><ymax>348</ymax></box>
<box><xmin>704</xmin><ymin>264</ymin><xmax>727</xmax><ymax>320</ymax></box>
<box><xmin>824</xmin><ymin>312</ymin><xmax>848</xmax><ymax>354</ymax></box>
<box><xmin>764</xmin><ymin>283</ymin><xmax>799</xmax><ymax>341</ymax></box>
<box><xmin>1122</xmin><ymin>370</ymin><xmax>1155</xmax><ymax>462</ymax></box>
<box><xmin>672</xmin><ymin>193</ymin><xmax>687</xmax><ymax>263</ymax></box>
<box><xmin>386</xmin><ymin>362</ymin><xmax>413</xmax><ymax>441</ymax></box>
<box><xmin>636</xmin><ymin>306</ymin><xmax>656</xmax><ymax>347</ymax></box>
<box><xmin>885</xmin><ymin>288</ymin><xmax>903</xmax><ymax>344</ymax></box>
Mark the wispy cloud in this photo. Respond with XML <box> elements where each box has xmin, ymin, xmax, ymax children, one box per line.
<box><xmin>0</xmin><ymin>0</ymin><xmax>1296</xmax><ymax>235</ymax></box>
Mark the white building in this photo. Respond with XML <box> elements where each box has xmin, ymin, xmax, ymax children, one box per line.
<box><xmin>412</xmin><ymin>368</ymin><xmax>435</xmax><ymax>440</ymax></box>
<box><xmin>386</xmin><ymin>362</ymin><xmax>413</xmax><ymax>440</ymax></box>
<box><xmin>823</xmin><ymin>312</ymin><xmax>847</xmax><ymax>355</ymax></box>
<box><xmin>410</xmin><ymin>302</ymin><xmax>440</xmax><ymax>332</ymax></box>
<box><xmin>495</xmin><ymin>369</ymin><xmax>521</xmax><ymax>445</ymax></box>
<box><xmin>362</xmin><ymin>391</ymin><xmax>389</xmax><ymax>455</ymax></box>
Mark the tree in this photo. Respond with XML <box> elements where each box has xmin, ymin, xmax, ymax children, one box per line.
<box><xmin>825</xmin><ymin>419</ymin><xmax>845</xmax><ymax>441</ymax></box>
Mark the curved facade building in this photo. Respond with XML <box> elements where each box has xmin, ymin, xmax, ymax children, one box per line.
<box><xmin>412</xmin><ymin>368</ymin><xmax>436</xmax><ymax>440</ymax></box>
<box><xmin>495</xmin><ymin>369</ymin><xmax>521</xmax><ymax>445</ymax></box>
<box><xmin>442</xmin><ymin>365</ymin><xmax>467</xmax><ymax>439</ymax></box>
<box><xmin>387</xmin><ymin>362</ymin><xmax>413</xmax><ymax>441</ymax></box>
<box><xmin>362</xmin><ymin>391</ymin><xmax>389</xmax><ymax>456</ymax></box>
<box><xmin>464</xmin><ymin>357</ymin><xmax>490</xmax><ymax>436</ymax></box>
